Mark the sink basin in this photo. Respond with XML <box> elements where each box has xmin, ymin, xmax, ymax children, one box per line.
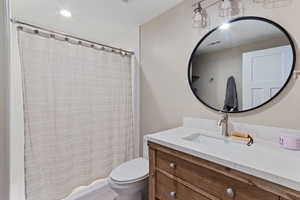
<box><xmin>183</xmin><ymin>132</ymin><xmax>251</xmax><ymax>146</ymax></box>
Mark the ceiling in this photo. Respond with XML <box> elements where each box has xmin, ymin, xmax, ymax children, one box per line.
<box><xmin>10</xmin><ymin>0</ymin><xmax>184</xmax><ymax>50</ymax></box>
<box><xmin>197</xmin><ymin>20</ymin><xmax>289</xmax><ymax>54</ymax></box>
<box><xmin>11</xmin><ymin>0</ymin><xmax>184</xmax><ymax>28</ymax></box>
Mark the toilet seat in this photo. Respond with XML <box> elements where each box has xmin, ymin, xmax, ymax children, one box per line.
<box><xmin>110</xmin><ymin>158</ymin><xmax>149</xmax><ymax>185</ymax></box>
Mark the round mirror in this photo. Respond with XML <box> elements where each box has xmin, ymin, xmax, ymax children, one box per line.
<box><xmin>188</xmin><ymin>17</ymin><xmax>296</xmax><ymax>113</ymax></box>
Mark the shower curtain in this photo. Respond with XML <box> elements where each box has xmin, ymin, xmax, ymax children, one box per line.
<box><xmin>18</xmin><ymin>29</ymin><xmax>138</xmax><ymax>200</ymax></box>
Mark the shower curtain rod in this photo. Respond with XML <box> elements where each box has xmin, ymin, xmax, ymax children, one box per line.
<box><xmin>10</xmin><ymin>18</ymin><xmax>135</xmax><ymax>56</ymax></box>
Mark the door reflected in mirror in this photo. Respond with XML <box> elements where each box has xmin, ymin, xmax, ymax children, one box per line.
<box><xmin>188</xmin><ymin>17</ymin><xmax>295</xmax><ymax>113</ymax></box>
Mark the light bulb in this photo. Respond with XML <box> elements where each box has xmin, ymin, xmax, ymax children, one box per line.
<box><xmin>221</xmin><ymin>0</ymin><xmax>232</xmax><ymax>9</ymax></box>
<box><xmin>192</xmin><ymin>3</ymin><xmax>209</xmax><ymax>29</ymax></box>
<box><xmin>219</xmin><ymin>0</ymin><xmax>232</xmax><ymax>17</ymax></box>
<box><xmin>193</xmin><ymin>12</ymin><xmax>202</xmax><ymax>22</ymax></box>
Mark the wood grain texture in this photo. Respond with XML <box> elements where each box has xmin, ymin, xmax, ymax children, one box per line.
<box><xmin>149</xmin><ymin>147</ymin><xmax>156</xmax><ymax>200</ymax></box>
<box><xmin>156</xmin><ymin>170</ymin><xmax>211</xmax><ymax>200</ymax></box>
<box><xmin>156</xmin><ymin>150</ymin><xmax>277</xmax><ymax>200</ymax></box>
<box><xmin>157</xmin><ymin>168</ymin><xmax>220</xmax><ymax>200</ymax></box>
<box><xmin>148</xmin><ymin>142</ymin><xmax>300</xmax><ymax>200</ymax></box>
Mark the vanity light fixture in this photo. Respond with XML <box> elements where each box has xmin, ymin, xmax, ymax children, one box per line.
<box><xmin>192</xmin><ymin>0</ymin><xmax>244</xmax><ymax>29</ymax></box>
<box><xmin>192</xmin><ymin>2</ymin><xmax>209</xmax><ymax>29</ymax></box>
<box><xmin>60</xmin><ymin>9</ymin><xmax>72</xmax><ymax>18</ymax></box>
<box><xmin>219</xmin><ymin>0</ymin><xmax>232</xmax><ymax>17</ymax></box>
<box><xmin>252</xmin><ymin>0</ymin><xmax>292</xmax><ymax>8</ymax></box>
<box><xmin>263</xmin><ymin>0</ymin><xmax>292</xmax><ymax>8</ymax></box>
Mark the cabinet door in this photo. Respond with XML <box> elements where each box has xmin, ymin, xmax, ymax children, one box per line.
<box><xmin>149</xmin><ymin>142</ymin><xmax>300</xmax><ymax>200</ymax></box>
<box><xmin>156</xmin><ymin>150</ymin><xmax>278</xmax><ymax>200</ymax></box>
<box><xmin>156</xmin><ymin>171</ymin><xmax>211</xmax><ymax>200</ymax></box>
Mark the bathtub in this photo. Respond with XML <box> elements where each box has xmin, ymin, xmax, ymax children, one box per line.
<box><xmin>64</xmin><ymin>178</ymin><xmax>117</xmax><ymax>200</ymax></box>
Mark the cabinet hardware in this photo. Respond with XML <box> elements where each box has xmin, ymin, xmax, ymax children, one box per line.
<box><xmin>170</xmin><ymin>191</ymin><xmax>176</xmax><ymax>198</ymax></box>
<box><xmin>226</xmin><ymin>188</ymin><xmax>235</xmax><ymax>198</ymax></box>
<box><xmin>169</xmin><ymin>162</ymin><xmax>176</xmax><ymax>168</ymax></box>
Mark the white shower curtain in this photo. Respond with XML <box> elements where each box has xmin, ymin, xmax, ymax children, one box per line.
<box><xmin>18</xmin><ymin>30</ymin><xmax>139</xmax><ymax>200</ymax></box>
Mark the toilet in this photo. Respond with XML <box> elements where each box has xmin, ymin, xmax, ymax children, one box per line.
<box><xmin>109</xmin><ymin>157</ymin><xmax>149</xmax><ymax>200</ymax></box>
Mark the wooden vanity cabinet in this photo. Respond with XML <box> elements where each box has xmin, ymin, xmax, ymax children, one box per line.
<box><xmin>148</xmin><ymin>142</ymin><xmax>300</xmax><ymax>200</ymax></box>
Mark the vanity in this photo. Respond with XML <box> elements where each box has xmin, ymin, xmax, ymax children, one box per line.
<box><xmin>146</xmin><ymin>125</ymin><xmax>300</xmax><ymax>200</ymax></box>
<box><xmin>146</xmin><ymin>16</ymin><xmax>300</xmax><ymax>200</ymax></box>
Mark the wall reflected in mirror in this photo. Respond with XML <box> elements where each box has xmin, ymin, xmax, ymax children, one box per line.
<box><xmin>189</xmin><ymin>17</ymin><xmax>295</xmax><ymax>113</ymax></box>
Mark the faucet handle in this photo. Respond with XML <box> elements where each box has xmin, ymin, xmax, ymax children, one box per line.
<box><xmin>218</xmin><ymin>112</ymin><xmax>229</xmax><ymax>137</ymax></box>
<box><xmin>218</xmin><ymin>113</ymin><xmax>228</xmax><ymax>126</ymax></box>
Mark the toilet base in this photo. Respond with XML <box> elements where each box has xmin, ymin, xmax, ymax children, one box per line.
<box><xmin>114</xmin><ymin>191</ymin><xmax>143</xmax><ymax>200</ymax></box>
<box><xmin>109</xmin><ymin>178</ymin><xmax>148</xmax><ymax>200</ymax></box>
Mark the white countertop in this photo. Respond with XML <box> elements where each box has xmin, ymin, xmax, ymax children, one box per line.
<box><xmin>146</xmin><ymin>127</ymin><xmax>300</xmax><ymax>192</ymax></box>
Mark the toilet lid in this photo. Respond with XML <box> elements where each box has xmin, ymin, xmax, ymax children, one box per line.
<box><xmin>110</xmin><ymin>158</ymin><xmax>149</xmax><ymax>183</ymax></box>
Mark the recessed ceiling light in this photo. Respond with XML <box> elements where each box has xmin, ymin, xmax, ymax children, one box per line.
<box><xmin>220</xmin><ymin>23</ymin><xmax>230</xmax><ymax>30</ymax></box>
<box><xmin>60</xmin><ymin>9</ymin><xmax>72</xmax><ymax>18</ymax></box>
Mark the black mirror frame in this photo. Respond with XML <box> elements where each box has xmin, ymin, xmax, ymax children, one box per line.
<box><xmin>188</xmin><ymin>16</ymin><xmax>296</xmax><ymax>114</ymax></box>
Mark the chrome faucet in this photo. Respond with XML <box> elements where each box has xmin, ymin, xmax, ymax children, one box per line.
<box><xmin>218</xmin><ymin>113</ymin><xmax>229</xmax><ymax>137</ymax></box>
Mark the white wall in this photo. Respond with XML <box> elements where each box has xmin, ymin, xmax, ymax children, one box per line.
<box><xmin>9</xmin><ymin>22</ymin><xmax>25</xmax><ymax>200</ymax></box>
<box><xmin>140</xmin><ymin>0</ymin><xmax>300</xmax><ymax>138</ymax></box>
<box><xmin>9</xmin><ymin>2</ymin><xmax>140</xmax><ymax>200</ymax></box>
<box><xmin>10</xmin><ymin>1</ymin><xmax>143</xmax><ymax>59</ymax></box>
<box><xmin>10</xmin><ymin>2</ymin><xmax>140</xmax><ymax>51</ymax></box>
<box><xmin>0</xmin><ymin>0</ymin><xmax>10</xmax><ymax>199</ymax></box>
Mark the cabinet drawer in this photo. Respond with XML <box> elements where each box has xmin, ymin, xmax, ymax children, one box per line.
<box><xmin>156</xmin><ymin>150</ymin><xmax>278</xmax><ymax>200</ymax></box>
<box><xmin>156</xmin><ymin>170</ymin><xmax>210</xmax><ymax>200</ymax></box>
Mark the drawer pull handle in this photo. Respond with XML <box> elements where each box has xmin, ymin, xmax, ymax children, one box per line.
<box><xmin>169</xmin><ymin>162</ymin><xmax>176</xmax><ymax>168</ymax></box>
<box><xmin>226</xmin><ymin>188</ymin><xmax>235</xmax><ymax>198</ymax></box>
<box><xmin>170</xmin><ymin>191</ymin><xmax>176</xmax><ymax>198</ymax></box>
